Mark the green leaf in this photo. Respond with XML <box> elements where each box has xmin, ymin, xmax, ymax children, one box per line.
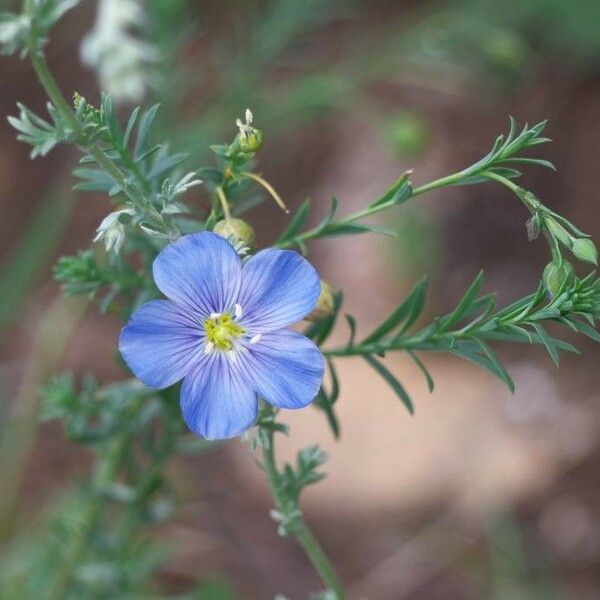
<box><xmin>451</xmin><ymin>340</ymin><xmax>515</xmax><ymax>392</ymax></box>
<box><xmin>345</xmin><ymin>314</ymin><xmax>357</xmax><ymax>349</ymax></box>
<box><xmin>532</xmin><ymin>323</ymin><xmax>560</xmax><ymax>367</ymax></box>
<box><xmin>362</xmin><ymin>277</ymin><xmax>428</xmax><ymax>345</ymax></box>
<box><xmin>563</xmin><ymin>318</ymin><xmax>600</xmax><ymax>342</ymax></box>
<box><xmin>406</xmin><ymin>350</ymin><xmax>434</xmax><ymax>392</ymax></box>
<box><xmin>134</xmin><ymin>104</ymin><xmax>160</xmax><ymax>159</ymax></box>
<box><xmin>368</xmin><ymin>171</ymin><xmax>413</xmax><ymax>209</ymax></box>
<box><xmin>72</xmin><ymin>168</ymin><xmax>115</xmax><ymax>192</ymax></box>
<box><xmin>319</xmin><ymin>221</ymin><xmax>396</xmax><ymax>238</ymax></box>
<box><xmin>312</xmin><ymin>358</ymin><xmax>340</xmax><ymax>438</ymax></box>
<box><xmin>364</xmin><ymin>354</ymin><xmax>414</xmax><ymax>414</ymax></box>
<box><xmin>438</xmin><ymin>271</ymin><xmax>484</xmax><ymax>332</ymax></box>
<box><xmin>315</xmin><ymin>389</ymin><xmax>339</xmax><ymax>439</ymax></box>
<box><xmin>123</xmin><ymin>106</ymin><xmax>140</xmax><ymax>147</ymax></box>
<box><xmin>276</xmin><ymin>199</ymin><xmax>310</xmax><ymax>244</ymax></box>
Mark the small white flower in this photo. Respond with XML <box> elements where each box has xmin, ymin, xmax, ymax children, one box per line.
<box><xmin>0</xmin><ymin>14</ymin><xmax>30</xmax><ymax>54</ymax></box>
<box><xmin>236</xmin><ymin>108</ymin><xmax>255</xmax><ymax>140</ymax></box>
<box><xmin>80</xmin><ymin>0</ymin><xmax>158</xmax><ymax>103</ymax></box>
<box><xmin>93</xmin><ymin>208</ymin><xmax>134</xmax><ymax>253</ymax></box>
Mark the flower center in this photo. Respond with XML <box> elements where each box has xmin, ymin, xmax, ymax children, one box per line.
<box><xmin>203</xmin><ymin>312</ymin><xmax>245</xmax><ymax>352</ymax></box>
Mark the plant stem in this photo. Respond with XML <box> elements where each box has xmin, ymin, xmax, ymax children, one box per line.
<box><xmin>243</xmin><ymin>171</ymin><xmax>290</xmax><ymax>213</ymax></box>
<box><xmin>411</xmin><ymin>171</ymin><xmax>465</xmax><ymax>196</ymax></box>
<box><xmin>278</xmin><ymin>170</ymin><xmax>467</xmax><ymax>248</ymax></box>
<box><xmin>28</xmin><ymin>49</ymin><xmax>174</xmax><ymax>235</ymax></box>
<box><xmin>261</xmin><ymin>428</ymin><xmax>346</xmax><ymax>599</ymax></box>
<box><xmin>216</xmin><ymin>186</ymin><xmax>232</xmax><ymax>220</ymax></box>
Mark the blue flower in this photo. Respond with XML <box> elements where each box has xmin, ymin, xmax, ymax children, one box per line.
<box><xmin>119</xmin><ymin>232</ymin><xmax>324</xmax><ymax>439</ymax></box>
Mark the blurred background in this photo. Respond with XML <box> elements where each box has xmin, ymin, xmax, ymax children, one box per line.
<box><xmin>1</xmin><ymin>0</ymin><xmax>600</xmax><ymax>598</ymax></box>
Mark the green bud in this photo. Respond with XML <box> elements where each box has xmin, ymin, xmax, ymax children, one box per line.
<box><xmin>307</xmin><ymin>279</ymin><xmax>335</xmax><ymax>322</ymax></box>
<box><xmin>238</xmin><ymin>128</ymin><xmax>264</xmax><ymax>153</ymax></box>
<box><xmin>387</xmin><ymin>112</ymin><xmax>428</xmax><ymax>158</ymax></box>
<box><xmin>543</xmin><ymin>260</ymin><xmax>575</xmax><ymax>298</ymax></box>
<box><xmin>572</xmin><ymin>238</ymin><xmax>598</xmax><ymax>265</ymax></box>
<box><xmin>213</xmin><ymin>218</ymin><xmax>256</xmax><ymax>251</ymax></box>
<box><xmin>545</xmin><ymin>217</ymin><xmax>572</xmax><ymax>247</ymax></box>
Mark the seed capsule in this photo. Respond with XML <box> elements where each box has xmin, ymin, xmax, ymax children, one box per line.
<box><xmin>238</xmin><ymin>128</ymin><xmax>264</xmax><ymax>153</ymax></box>
<box><xmin>213</xmin><ymin>218</ymin><xmax>256</xmax><ymax>252</ymax></box>
<box><xmin>543</xmin><ymin>260</ymin><xmax>575</xmax><ymax>298</ymax></box>
<box><xmin>572</xmin><ymin>238</ymin><xmax>598</xmax><ymax>266</ymax></box>
<box><xmin>307</xmin><ymin>279</ymin><xmax>335</xmax><ymax>321</ymax></box>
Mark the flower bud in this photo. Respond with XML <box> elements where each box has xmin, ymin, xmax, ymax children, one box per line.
<box><xmin>543</xmin><ymin>260</ymin><xmax>575</xmax><ymax>298</ymax></box>
<box><xmin>238</xmin><ymin>128</ymin><xmax>264</xmax><ymax>153</ymax></box>
<box><xmin>545</xmin><ymin>218</ymin><xmax>571</xmax><ymax>247</ymax></box>
<box><xmin>93</xmin><ymin>208</ymin><xmax>134</xmax><ymax>253</ymax></box>
<box><xmin>213</xmin><ymin>218</ymin><xmax>256</xmax><ymax>252</ymax></box>
<box><xmin>307</xmin><ymin>279</ymin><xmax>335</xmax><ymax>321</ymax></box>
<box><xmin>572</xmin><ymin>238</ymin><xmax>598</xmax><ymax>266</ymax></box>
<box><xmin>235</xmin><ymin>109</ymin><xmax>264</xmax><ymax>153</ymax></box>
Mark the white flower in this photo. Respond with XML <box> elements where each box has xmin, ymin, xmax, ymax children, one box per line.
<box><xmin>0</xmin><ymin>14</ymin><xmax>30</xmax><ymax>54</ymax></box>
<box><xmin>93</xmin><ymin>208</ymin><xmax>134</xmax><ymax>253</ymax></box>
<box><xmin>236</xmin><ymin>108</ymin><xmax>255</xmax><ymax>140</ymax></box>
<box><xmin>80</xmin><ymin>0</ymin><xmax>158</xmax><ymax>103</ymax></box>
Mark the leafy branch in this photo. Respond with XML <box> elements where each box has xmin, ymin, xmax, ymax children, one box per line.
<box><xmin>256</xmin><ymin>404</ymin><xmax>345</xmax><ymax>600</ymax></box>
<box><xmin>277</xmin><ymin>119</ymin><xmax>552</xmax><ymax>251</ymax></box>
<box><xmin>318</xmin><ymin>271</ymin><xmax>600</xmax><ymax>417</ymax></box>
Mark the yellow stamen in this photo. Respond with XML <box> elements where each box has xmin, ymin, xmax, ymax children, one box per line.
<box><xmin>203</xmin><ymin>312</ymin><xmax>245</xmax><ymax>352</ymax></box>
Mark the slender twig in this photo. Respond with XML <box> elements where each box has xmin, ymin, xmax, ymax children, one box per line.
<box><xmin>27</xmin><ymin>49</ymin><xmax>175</xmax><ymax>238</ymax></box>
<box><xmin>261</xmin><ymin>421</ymin><xmax>346</xmax><ymax>599</ymax></box>
<box><xmin>216</xmin><ymin>186</ymin><xmax>232</xmax><ymax>220</ymax></box>
<box><xmin>243</xmin><ymin>171</ymin><xmax>290</xmax><ymax>213</ymax></box>
<box><xmin>277</xmin><ymin>169</ymin><xmax>468</xmax><ymax>248</ymax></box>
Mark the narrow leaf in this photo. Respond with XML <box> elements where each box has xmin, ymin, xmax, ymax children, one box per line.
<box><xmin>364</xmin><ymin>355</ymin><xmax>414</xmax><ymax>414</ymax></box>
<box><xmin>362</xmin><ymin>277</ymin><xmax>428</xmax><ymax>345</ymax></box>
<box><xmin>277</xmin><ymin>199</ymin><xmax>310</xmax><ymax>244</ymax></box>
<box><xmin>532</xmin><ymin>323</ymin><xmax>559</xmax><ymax>367</ymax></box>
<box><xmin>406</xmin><ymin>350</ymin><xmax>434</xmax><ymax>392</ymax></box>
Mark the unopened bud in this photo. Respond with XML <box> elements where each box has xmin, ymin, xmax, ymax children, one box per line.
<box><xmin>235</xmin><ymin>108</ymin><xmax>264</xmax><ymax>153</ymax></box>
<box><xmin>545</xmin><ymin>218</ymin><xmax>571</xmax><ymax>247</ymax></box>
<box><xmin>572</xmin><ymin>238</ymin><xmax>598</xmax><ymax>266</ymax></box>
<box><xmin>307</xmin><ymin>279</ymin><xmax>335</xmax><ymax>321</ymax></box>
<box><xmin>543</xmin><ymin>260</ymin><xmax>575</xmax><ymax>298</ymax></box>
<box><xmin>238</xmin><ymin>128</ymin><xmax>264</xmax><ymax>153</ymax></box>
<box><xmin>213</xmin><ymin>218</ymin><xmax>256</xmax><ymax>252</ymax></box>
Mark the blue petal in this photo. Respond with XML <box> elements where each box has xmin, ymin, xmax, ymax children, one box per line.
<box><xmin>119</xmin><ymin>300</ymin><xmax>204</xmax><ymax>389</ymax></box>
<box><xmin>240</xmin><ymin>330</ymin><xmax>324</xmax><ymax>409</ymax></box>
<box><xmin>153</xmin><ymin>232</ymin><xmax>242</xmax><ymax>315</ymax></box>
<box><xmin>180</xmin><ymin>353</ymin><xmax>258</xmax><ymax>439</ymax></box>
<box><xmin>238</xmin><ymin>248</ymin><xmax>320</xmax><ymax>332</ymax></box>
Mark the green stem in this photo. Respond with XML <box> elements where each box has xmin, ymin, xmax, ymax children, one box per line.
<box><xmin>261</xmin><ymin>426</ymin><xmax>346</xmax><ymax>599</ymax></box>
<box><xmin>216</xmin><ymin>186</ymin><xmax>232</xmax><ymax>220</ymax></box>
<box><xmin>411</xmin><ymin>171</ymin><xmax>465</xmax><ymax>196</ymax></box>
<box><xmin>278</xmin><ymin>170</ymin><xmax>468</xmax><ymax>248</ymax></box>
<box><xmin>481</xmin><ymin>169</ymin><xmax>522</xmax><ymax>196</ymax></box>
<box><xmin>28</xmin><ymin>48</ymin><xmax>174</xmax><ymax>236</ymax></box>
<box><xmin>243</xmin><ymin>171</ymin><xmax>290</xmax><ymax>214</ymax></box>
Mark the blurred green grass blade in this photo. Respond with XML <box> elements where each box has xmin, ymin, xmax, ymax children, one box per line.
<box><xmin>0</xmin><ymin>185</ymin><xmax>74</xmax><ymax>340</ymax></box>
